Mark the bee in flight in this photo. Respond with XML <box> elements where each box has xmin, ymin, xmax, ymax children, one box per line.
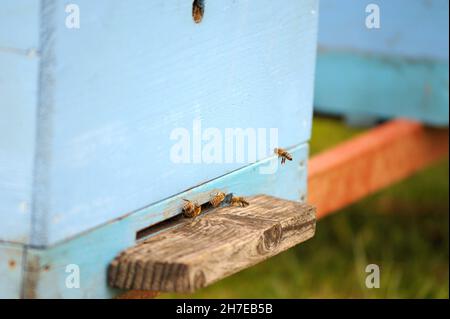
<box><xmin>192</xmin><ymin>0</ymin><xmax>205</xmax><ymax>24</ymax></box>
<box><xmin>209</xmin><ymin>191</ymin><xmax>226</xmax><ymax>208</ymax></box>
<box><xmin>182</xmin><ymin>199</ymin><xmax>202</xmax><ymax>218</ymax></box>
<box><xmin>230</xmin><ymin>195</ymin><xmax>250</xmax><ymax>207</ymax></box>
<box><xmin>274</xmin><ymin>148</ymin><xmax>293</xmax><ymax>165</ymax></box>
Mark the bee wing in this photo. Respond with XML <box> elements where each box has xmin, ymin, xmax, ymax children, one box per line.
<box><xmin>224</xmin><ymin>193</ymin><xmax>234</xmax><ymax>203</ymax></box>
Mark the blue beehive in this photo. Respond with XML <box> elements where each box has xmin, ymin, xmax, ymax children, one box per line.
<box><xmin>0</xmin><ymin>0</ymin><xmax>318</xmax><ymax>298</ymax></box>
<box><xmin>315</xmin><ymin>0</ymin><xmax>449</xmax><ymax>126</ymax></box>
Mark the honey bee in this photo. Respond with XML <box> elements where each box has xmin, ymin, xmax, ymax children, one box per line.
<box><xmin>230</xmin><ymin>196</ymin><xmax>250</xmax><ymax>207</ymax></box>
<box><xmin>274</xmin><ymin>148</ymin><xmax>293</xmax><ymax>165</ymax></box>
<box><xmin>192</xmin><ymin>0</ymin><xmax>205</xmax><ymax>24</ymax></box>
<box><xmin>209</xmin><ymin>191</ymin><xmax>226</xmax><ymax>208</ymax></box>
<box><xmin>182</xmin><ymin>199</ymin><xmax>202</xmax><ymax>218</ymax></box>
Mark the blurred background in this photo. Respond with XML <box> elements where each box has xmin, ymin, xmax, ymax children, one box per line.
<box><xmin>163</xmin><ymin>116</ymin><xmax>449</xmax><ymax>298</ymax></box>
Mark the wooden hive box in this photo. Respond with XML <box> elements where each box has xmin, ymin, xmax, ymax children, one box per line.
<box><xmin>0</xmin><ymin>0</ymin><xmax>318</xmax><ymax>298</ymax></box>
<box><xmin>315</xmin><ymin>0</ymin><xmax>449</xmax><ymax>126</ymax></box>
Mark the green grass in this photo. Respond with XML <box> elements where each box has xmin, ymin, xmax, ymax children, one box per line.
<box><xmin>162</xmin><ymin>117</ymin><xmax>449</xmax><ymax>299</ymax></box>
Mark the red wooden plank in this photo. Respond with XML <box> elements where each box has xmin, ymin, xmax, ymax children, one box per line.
<box><xmin>308</xmin><ymin>119</ymin><xmax>449</xmax><ymax>219</ymax></box>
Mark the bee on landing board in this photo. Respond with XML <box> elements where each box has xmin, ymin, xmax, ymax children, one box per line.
<box><xmin>230</xmin><ymin>196</ymin><xmax>250</xmax><ymax>207</ymax></box>
<box><xmin>274</xmin><ymin>148</ymin><xmax>293</xmax><ymax>165</ymax></box>
<box><xmin>192</xmin><ymin>0</ymin><xmax>205</xmax><ymax>24</ymax></box>
<box><xmin>182</xmin><ymin>199</ymin><xmax>202</xmax><ymax>218</ymax></box>
<box><xmin>209</xmin><ymin>191</ymin><xmax>226</xmax><ymax>208</ymax></box>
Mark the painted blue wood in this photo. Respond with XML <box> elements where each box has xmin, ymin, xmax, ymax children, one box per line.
<box><xmin>0</xmin><ymin>0</ymin><xmax>39</xmax><ymax>51</ymax></box>
<box><xmin>23</xmin><ymin>143</ymin><xmax>308</xmax><ymax>298</ymax></box>
<box><xmin>26</xmin><ymin>0</ymin><xmax>317</xmax><ymax>246</ymax></box>
<box><xmin>315</xmin><ymin>51</ymin><xmax>449</xmax><ymax>126</ymax></box>
<box><xmin>0</xmin><ymin>1</ymin><xmax>40</xmax><ymax>244</ymax></box>
<box><xmin>0</xmin><ymin>50</ymin><xmax>39</xmax><ymax>243</ymax></box>
<box><xmin>0</xmin><ymin>242</ymin><xmax>23</xmax><ymax>298</ymax></box>
<box><xmin>318</xmin><ymin>0</ymin><xmax>449</xmax><ymax>60</ymax></box>
<box><xmin>315</xmin><ymin>0</ymin><xmax>449</xmax><ymax>126</ymax></box>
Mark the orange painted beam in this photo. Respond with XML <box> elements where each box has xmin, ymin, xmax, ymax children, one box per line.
<box><xmin>308</xmin><ymin>119</ymin><xmax>449</xmax><ymax>219</ymax></box>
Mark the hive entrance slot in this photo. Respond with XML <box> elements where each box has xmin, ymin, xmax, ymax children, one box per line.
<box><xmin>135</xmin><ymin>201</ymin><xmax>216</xmax><ymax>240</ymax></box>
<box><xmin>136</xmin><ymin>214</ymin><xmax>184</xmax><ymax>240</ymax></box>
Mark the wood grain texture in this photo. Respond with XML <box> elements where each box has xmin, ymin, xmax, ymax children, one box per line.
<box><xmin>308</xmin><ymin>119</ymin><xmax>449</xmax><ymax>219</ymax></box>
<box><xmin>108</xmin><ymin>195</ymin><xmax>316</xmax><ymax>293</ymax></box>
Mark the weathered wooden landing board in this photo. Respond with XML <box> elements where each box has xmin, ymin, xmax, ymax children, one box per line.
<box><xmin>108</xmin><ymin>195</ymin><xmax>316</xmax><ymax>293</ymax></box>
